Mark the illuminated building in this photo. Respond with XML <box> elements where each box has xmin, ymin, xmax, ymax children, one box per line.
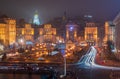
<box><xmin>39</xmin><ymin>24</ymin><xmax>56</xmax><ymax>43</ymax></box>
<box><xmin>17</xmin><ymin>23</ymin><xmax>34</xmax><ymax>43</ymax></box>
<box><xmin>113</xmin><ymin>13</ymin><xmax>120</xmax><ymax>60</ymax></box>
<box><xmin>66</xmin><ymin>23</ymin><xmax>78</xmax><ymax>42</ymax></box>
<box><xmin>103</xmin><ymin>21</ymin><xmax>115</xmax><ymax>43</ymax></box>
<box><xmin>24</xmin><ymin>24</ymin><xmax>34</xmax><ymax>41</ymax></box>
<box><xmin>0</xmin><ymin>18</ymin><xmax>16</xmax><ymax>46</ymax></box>
<box><xmin>85</xmin><ymin>22</ymin><xmax>98</xmax><ymax>45</ymax></box>
<box><xmin>33</xmin><ymin>11</ymin><xmax>40</xmax><ymax>25</ymax></box>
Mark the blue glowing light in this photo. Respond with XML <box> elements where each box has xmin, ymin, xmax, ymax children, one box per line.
<box><xmin>69</xmin><ymin>26</ymin><xmax>74</xmax><ymax>31</ymax></box>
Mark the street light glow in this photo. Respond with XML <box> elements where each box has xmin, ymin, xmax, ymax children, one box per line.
<box><xmin>69</xmin><ymin>26</ymin><xmax>74</xmax><ymax>31</ymax></box>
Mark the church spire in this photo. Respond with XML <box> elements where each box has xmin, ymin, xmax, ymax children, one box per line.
<box><xmin>33</xmin><ymin>10</ymin><xmax>40</xmax><ymax>25</ymax></box>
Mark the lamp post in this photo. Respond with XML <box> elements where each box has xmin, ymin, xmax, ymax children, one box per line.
<box><xmin>60</xmin><ymin>49</ymin><xmax>66</xmax><ymax>78</ymax></box>
<box><xmin>63</xmin><ymin>54</ymin><xmax>66</xmax><ymax>76</ymax></box>
<box><xmin>18</xmin><ymin>38</ymin><xmax>25</xmax><ymax>48</ymax></box>
<box><xmin>20</xmin><ymin>39</ymin><xmax>24</xmax><ymax>48</ymax></box>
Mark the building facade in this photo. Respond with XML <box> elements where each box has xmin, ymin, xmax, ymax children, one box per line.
<box><xmin>113</xmin><ymin>13</ymin><xmax>120</xmax><ymax>60</ymax></box>
<box><xmin>0</xmin><ymin>18</ymin><xmax>16</xmax><ymax>46</ymax></box>
<box><xmin>17</xmin><ymin>23</ymin><xmax>34</xmax><ymax>45</ymax></box>
<box><xmin>103</xmin><ymin>21</ymin><xmax>115</xmax><ymax>44</ymax></box>
<box><xmin>84</xmin><ymin>22</ymin><xmax>98</xmax><ymax>46</ymax></box>
<box><xmin>39</xmin><ymin>24</ymin><xmax>56</xmax><ymax>43</ymax></box>
<box><xmin>66</xmin><ymin>23</ymin><xmax>78</xmax><ymax>42</ymax></box>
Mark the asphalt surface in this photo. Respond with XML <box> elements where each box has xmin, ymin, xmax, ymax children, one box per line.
<box><xmin>0</xmin><ymin>46</ymin><xmax>120</xmax><ymax>79</ymax></box>
<box><xmin>68</xmin><ymin>46</ymin><xmax>120</xmax><ymax>79</ymax></box>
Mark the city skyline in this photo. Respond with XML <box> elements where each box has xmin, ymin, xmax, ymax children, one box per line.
<box><xmin>0</xmin><ymin>1</ymin><xmax>120</xmax><ymax>79</ymax></box>
<box><xmin>0</xmin><ymin>0</ymin><xmax>120</xmax><ymax>23</ymax></box>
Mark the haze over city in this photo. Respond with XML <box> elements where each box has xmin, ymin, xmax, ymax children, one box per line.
<box><xmin>0</xmin><ymin>0</ymin><xmax>120</xmax><ymax>23</ymax></box>
<box><xmin>0</xmin><ymin>0</ymin><xmax>120</xmax><ymax>79</ymax></box>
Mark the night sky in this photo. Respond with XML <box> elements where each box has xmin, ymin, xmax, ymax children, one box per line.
<box><xmin>0</xmin><ymin>0</ymin><xmax>120</xmax><ymax>23</ymax></box>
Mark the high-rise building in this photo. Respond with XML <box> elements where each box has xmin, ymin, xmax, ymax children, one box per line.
<box><xmin>84</xmin><ymin>22</ymin><xmax>98</xmax><ymax>46</ymax></box>
<box><xmin>0</xmin><ymin>18</ymin><xmax>16</xmax><ymax>46</ymax></box>
<box><xmin>33</xmin><ymin>11</ymin><xmax>40</xmax><ymax>25</ymax></box>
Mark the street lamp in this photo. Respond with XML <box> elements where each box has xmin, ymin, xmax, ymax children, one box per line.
<box><xmin>19</xmin><ymin>38</ymin><xmax>25</xmax><ymax>48</ymax></box>
<box><xmin>20</xmin><ymin>39</ymin><xmax>23</xmax><ymax>43</ymax></box>
<box><xmin>60</xmin><ymin>49</ymin><xmax>66</xmax><ymax>78</ymax></box>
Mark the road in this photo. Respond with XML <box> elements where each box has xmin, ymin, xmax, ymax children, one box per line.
<box><xmin>0</xmin><ymin>46</ymin><xmax>119</xmax><ymax>79</ymax></box>
<box><xmin>68</xmin><ymin>46</ymin><xmax>120</xmax><ymax>79</ymax></box>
